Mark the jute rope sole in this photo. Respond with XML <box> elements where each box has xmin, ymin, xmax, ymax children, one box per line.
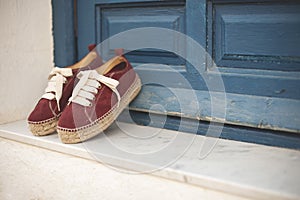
<box><xmin>57</xmin><ymin>76</ymin><xmax>142</xmax><ymax>144</ymax></box>
<box><xmin>28</xmin><ymin>118</ymin><xmax>58</xmax><ymax>136</ymax></box>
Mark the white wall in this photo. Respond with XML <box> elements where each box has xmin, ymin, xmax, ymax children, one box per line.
<box><xmin>0</xmin><ymin>0</ymin><xmax>53</xmax><ymax>124</ymax></box>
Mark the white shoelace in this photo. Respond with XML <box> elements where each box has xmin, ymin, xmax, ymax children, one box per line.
<box><xmin>41</xmin><ymin>67</ymin><xmax>73</xmax><ymax>111</ymax></box>
<box><xmin>68</xmin><ymin>70</ymin><xmax>121</xmax><ymax>107</ymax></box>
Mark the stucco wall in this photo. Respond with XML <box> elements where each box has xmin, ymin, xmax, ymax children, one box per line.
<box><xmin>0</xmin><ymin>0</ymin><xmax>53</xmax><ymax>124</ymax></box>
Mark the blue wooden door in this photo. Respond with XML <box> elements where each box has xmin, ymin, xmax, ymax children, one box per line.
<box><xmin>77</xmin><ymin>0</ymin><xmax>300</xmax><ymax>135</ymax></box>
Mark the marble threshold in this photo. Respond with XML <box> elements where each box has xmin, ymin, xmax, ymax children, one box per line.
<box><xmin>0</xmin><ymin>120</ymin><xmax>299</xmax><ymax>200</ymax></box>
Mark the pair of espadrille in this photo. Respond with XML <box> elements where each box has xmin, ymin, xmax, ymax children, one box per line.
<box><xmin>27</xmin><ymin>48</ymin><xmax>141</xmax><ymax>144</ymax></box>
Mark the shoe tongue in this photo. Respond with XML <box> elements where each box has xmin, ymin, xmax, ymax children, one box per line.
<box><xmin>70</xmin><ymin>51</ymin><xmax>98</xmax><ymax>70</ymax></box>
<box><xmin>96</xmin><ymin>56</ymin><xmax>126</xmax><ymax>75</ymax></box>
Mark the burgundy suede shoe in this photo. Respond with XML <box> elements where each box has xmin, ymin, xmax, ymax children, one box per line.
<box><xmin>57</xmin><ymin>55</ymin><xmax>141</xmax><ymax>143</ymax></box>
<box><xmin>27</xmin><ymin>50</ymin><xmax>102</xmax><ymax>136</ymax></box>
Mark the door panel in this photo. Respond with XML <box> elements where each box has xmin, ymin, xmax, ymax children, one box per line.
<box><xmin>97</xmin><ymin>2</ymin><xmax>185</xmax><ymax>64</ymax></box>
<box><xmin>207</xmin><ymin>0</ymin><xmax>300</xmax><ymax>133</ymax></box>
<box><xmin>214</xmin><ymin>2</ymin><xmax>300</xmax><ymax>71</ymax></box>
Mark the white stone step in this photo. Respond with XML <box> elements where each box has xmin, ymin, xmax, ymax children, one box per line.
<box><xmin>0</xmin><ymin>120</ymin><xmax>299</xmax><ymax>200</ymax></box>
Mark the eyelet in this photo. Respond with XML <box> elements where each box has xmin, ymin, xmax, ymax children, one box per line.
<box><xmin>88</xmin><ymin>102</ymin><xmax>92</xmax><ymax>107</ymax></box>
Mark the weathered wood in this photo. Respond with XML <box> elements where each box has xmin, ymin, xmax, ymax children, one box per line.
<box><xmin>52</xmin><ymin>0</ymin><xmax>76</xmax><ymax>67</ymax></box>
<box><xmin>74</xmin><ymin>0</ymin><xmax>300</xmax><ymax>141</ymax></box>
<box><xmin>129</xmin><ymin>85</ymin><xmax>300</xmax><ymax>133</ymax></box>
<box><xmin>77</xmin><ymin>0</ymin><xmax>96</xmax><ymax>60</ymax></box>
<box><xmin>99</xmin><ymin>2</ymin><xmax>185</xmax><ymax>65</ymax></box>
<box><xmin>118</xmin><ymin>110</ymin><xmax>300</xmax><ymax>150</ymax></box>
<box><xmin>213</xmin><ymin>2</ymin><xmax>300</xmax><ymax>71</ymax></box>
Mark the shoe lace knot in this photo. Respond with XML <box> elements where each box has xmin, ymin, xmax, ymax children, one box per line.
<box><xmin>68</xmin><ymin>70</ymin><xmax>120</xmax><ymax>107</ymax></box>
<box><xmin>42</xmin><ymin>67</ymin><xmax>73</xmax><ymax>111</ymax></box>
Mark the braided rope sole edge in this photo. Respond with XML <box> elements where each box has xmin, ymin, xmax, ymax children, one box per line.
<box><xmin>28</xmin><ymin>117</ymin><xmax>58</xmax><ymax>136</ymax></box>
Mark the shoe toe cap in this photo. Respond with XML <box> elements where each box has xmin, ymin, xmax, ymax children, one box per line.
<box><xmin>57</xmin><ymin>103</ymin><xmax>95</xmax><ymax>130</ymax></box>
<box><xmin>28</xmin><ymin>99</ymin><xmax>58</xmax><ymax>123</ymax></box>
